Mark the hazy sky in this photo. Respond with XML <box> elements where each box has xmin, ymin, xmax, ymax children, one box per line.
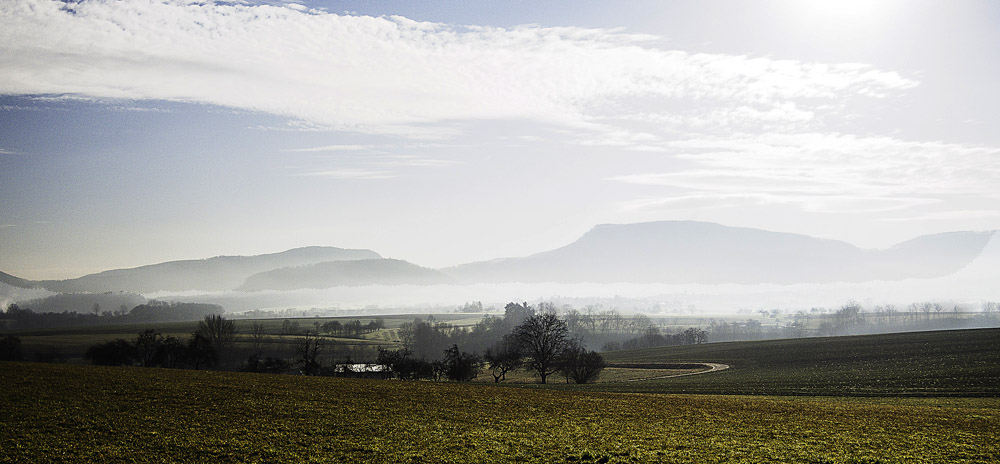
<box><xmin>2</xmin><ymin>0</ymin><xmax>1000</xmax><ymax>280</ymax></box>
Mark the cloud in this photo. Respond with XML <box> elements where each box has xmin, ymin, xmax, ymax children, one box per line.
<box><xmin>283</xmin><ymin>144</ymin><xmax>375</xmax><ymax>153</ymax></box>
<box><xmin>612</xmin><ymin>133</ymin><xmax>1000</xmax><ymax>215</ymax></box>
<box><xmin>878</xmin><ymin>210</ymin><xmax>1000</xmax><ymax>222</ymax></box>
<box><xmin>0</xmin><ymin>148</ymin><xmax>15</xmax><ymax>155</ymax></box>
<box><xmin>296</xmin><ymin>169</ymin><xmax>395</xmax><ymax>180</ymax></box>
<box><xmin>372</xmin><ymin>156</ymin><xmax>461</xmax><ymax>168</ymax></box>
<box><xmin>0</xmin><ymin>0</ymin><xmax>916</xmax><ymax>138</ymax></box>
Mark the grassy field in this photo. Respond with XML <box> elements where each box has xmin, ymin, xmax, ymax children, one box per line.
<box><xmin>2</xmin><ymin>317</ymin><xmax>401</xmax><ymax>362</ymax></box>
<box><xmin>473</xmin><ymin>365</ymin><xmax>709</xmax><ymax>384</ymax></box>
<box><xmin>583</xmin><ymin>328</ymin><xmax>1000</xmax><ymax>396</ymax></box>
<box><xmin>2</xmin><ymin>361</ymin><xmax>999</xmax><ymax>463</ymax></box>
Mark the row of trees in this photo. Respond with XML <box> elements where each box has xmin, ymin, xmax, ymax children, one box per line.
<box><xmin>317</xmin><ymin>319</ymin><xmax>384</xmax><ymax>337</ymax></box>
<box><xmin>601</xmin><ymin>327</ymin><xmax>707</xmax><ymax>352</ymax></box>
<box><xmin>84</xmin><ymin>315</ymin><xmax>235</xmax><ymax>369</ymax></box>
<box><xmin>1</xmin><ymin>301</ymin><xmax>222</xmax><ymax>330</ymax></box>
<box><xmin>384</xmin><ymin>311</ymin><xmax>607</xmax><ymax>384</ymax></box>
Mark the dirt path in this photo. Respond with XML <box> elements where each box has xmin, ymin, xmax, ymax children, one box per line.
<box><xmin>625</xmin><ymin>362</ymin><xmax>730</xmax><ymax>382</ymax></box>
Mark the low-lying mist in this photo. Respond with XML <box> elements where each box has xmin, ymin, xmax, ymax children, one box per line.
<box><xmin>145</xmin><ymin>268</ymin><xmax>1000</xmax><ymax>318</ymax></box>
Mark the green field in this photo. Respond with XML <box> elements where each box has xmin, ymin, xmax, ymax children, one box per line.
<box><xmin>2</xmin><ymin>362</ymin><xmax>999</xmax><ymax>463</ymax></box>
<box><xmin>584</xmin><ymin>328</ymin><xmax>1000</xmax><ymax>396</ymax></box>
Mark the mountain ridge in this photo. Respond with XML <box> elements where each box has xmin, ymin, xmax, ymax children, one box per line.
<box><xmin>2</xmin><ymin>222</ymin><xmax>995</xmax><ymax>292</ymax></box>
<box><xmin>34</xmin><ymin>246</ymin><xmax>382</xmax><ymax>293</ymax></box>
<box><xmin>238</xmin><ymin>258</ymin><xmax>452</xmax><ymax>291</ymax></box>
<box><xmin>443</xmin><ymin>221</ymin><xmax>996</xmax><ymax>284</ymax></box>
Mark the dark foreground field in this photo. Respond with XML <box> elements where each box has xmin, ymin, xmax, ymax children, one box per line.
<box><xmin>591</xmin><ymin>328</ymin><xmax>1000</xmax><ymax>396</ymax></box>
<box><xmin>2</xmin><ymin>362</ymin><xmax>999</xmax><ymax>463</ymax></box>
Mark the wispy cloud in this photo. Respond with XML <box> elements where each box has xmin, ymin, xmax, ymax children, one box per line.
<box><xmin>282</xmin><ymin>144</ymin><xmax>374</xmax><ymax>153</ymax></box>
<box><xmin>0</xmin><ymin>0</ymin><xmax>916</xmax><ymax>139</ymax></box>
<box><xmin>612</xmin><ymin>133</ymin><xmax>1000</xmax><ymax>215</ymax></box>
<box><xmin>878</xmin><ymin>210</ymin><xmax>1000</xmax><ymax>222</ymax></box>
<box><xmin>296</xmin><ymin>169</ymin><xmax>395</xmax><ymax>180</ymax></box>
<box><xmin>371</xmin><ymin>155</ymin><xmax>461</xmax><ymax>168</ymax></box>
<box><xmin>0</xmin><ymin>148</ymin><xmax>15</xmax><ymax>155</ymax></box>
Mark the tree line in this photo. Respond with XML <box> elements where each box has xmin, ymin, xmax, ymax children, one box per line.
<box><xmin>84</xmin><ymin>314</ymin><xmax>237</xmax><ymax>369</ymax></box>
<box><xmin>1</xmin><ymin>301</ymin><xmax>222</xmax><ymax>330</ymax></box>
<box><xmin>379</xmin><ymin>310</ymin><xmax>606</xmax><ymax>384</ymax></box>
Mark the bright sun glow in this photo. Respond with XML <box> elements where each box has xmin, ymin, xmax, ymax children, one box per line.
<box><xmin>796</xmin><ymin>0</ymin><xmax>895</xmax><ymax>21</ymax></box>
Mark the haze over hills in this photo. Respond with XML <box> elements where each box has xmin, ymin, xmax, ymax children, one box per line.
<box><xmin>443</xmin><ymin>221</ymin><xmax>996</xmax><ymax>284</ymax></box>
<box><xmin>32</xmin><ymin>246</ymin><xmax>382</xmax><ymax>294</ymax></box>
<box><xmin>1</xmin><ymin>222</ymin><xmax>996</xmax><ymax>300</ymax></box>
<box><xmin>238</xmin><ymin>259</ymin><xmax>452</xmax><ymax>291</ymax></box>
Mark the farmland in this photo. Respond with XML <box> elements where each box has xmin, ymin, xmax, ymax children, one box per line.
<box><xmin>4</xmin><ymin>322</ymin><xmax>1000</xmax><ymax>462</ymax></box>
<box><xmin>586</xmin><ymin>328</ymin><xmax>1000</xmax><ymax>396</ymax></box>
<box><xmin>2</xmin><ymin>361</ymin><xmax>1000</xmax><ymax>463</ymax></box>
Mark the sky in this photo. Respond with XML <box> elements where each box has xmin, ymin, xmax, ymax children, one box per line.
<box><xmin>2</xmin><ymin>0</ymin><xmax>1000</xmax><ymax>280</ymax></box>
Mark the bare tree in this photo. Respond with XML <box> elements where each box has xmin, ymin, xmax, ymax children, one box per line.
<box><xmin>197</xmin><ymin>314</ymin><xmax>237</xmax><ymax>351</ymax></box>
<box><xmin>295</xmin><ymin>331</ymin><xmax>323</xmax><ymax>376</ymax></box>
<box><xmin>515</xmin><ymin>313</ymin><xmax>568</xmax><ymax>384</ymax></box>
<box><xmin>135</xmin><ymin>329</ymin><xmax>163</xmax><ymax>367</ymax></box>
<box><xmin>483</xmin><ymin>334</ymin><xmax>522</xmax><ymax>383</ymax></box>
<box><xmin>187</xmin><ymin>333</ymin><xmax>216</xmax><ymax>370</ymax></box>
<box><xmin>248</xmin><ymin>322</ymin><xmax>268</xmax><ymax>354</ymax></box>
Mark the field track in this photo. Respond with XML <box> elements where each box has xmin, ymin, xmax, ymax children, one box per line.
<box><xmin>623</xmin><ymin>362</ymin><xmax>730</xmax><ymax>381</ymax></box>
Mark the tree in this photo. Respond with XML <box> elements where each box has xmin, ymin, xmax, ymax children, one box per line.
<box><xmin>248</xmin><ymin>322</ymin><xmax>269</xmax><ymax>355</ymax></box>
<box><xmin>559</xmin><ymin>341</ymin><xmax>606</xmax><ymax>384</ymax></box>
<box><xmin>321</xmin><ymin>320</ymin><xmax>343</xmax><ymax>335</ymax></box>
<box><xmin>377</xmin><ymin>347</ymin><xmax>434</xmax><ymax>380</ymax></box>
<box><xmin>345</xmin><ymin>320</ymin><xmax>364</xmax><ymax>337</ymax></box>
<box><xmin>186</xmin><ymin>333</ymin><xmax>217</xmax><ymax>370</ymax></box>
<box><xmin>198</xmin><ymin>314</ymin><xmax>237</xmax><ymax>352</ymax></box>
<box><xmin>503</xmin><ymin>302</ymin><xmax>534</xmax><ymax>330</ymax></box>
<box><xmin>515</xmin><ymin>313</ymin><xmax>568</xmax><ymax>384</ymax></box>
<box><xmin>294</xmin><ymin>332</ymin><xmax>323</xmax><ymax>376</ymax></box>
<box><xmin>682</xmin><ymin>328</ymin><xmax>707</xmax><ymax>345</ymax></box>
<box><xmin>483</xmin><ymin>334</ymin><xmax>522</xmax><ymax>383</ymax></box>
<box><xmin>135</xmin><ymin>329</ymin><xmax>164</xmax><ymax>367</ymax></box>
<box><xmin>157</xmin><ymin>336</ymin><xmax>186</xmax><ymax>369</ymax></box>
<box><xmin>442</xmin><ymin>344</ymin><xmax>480</xmax><ymax>382</ymax></box>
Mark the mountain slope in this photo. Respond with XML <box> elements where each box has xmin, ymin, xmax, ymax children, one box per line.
<box><xmin>444</xmin><ymin>221</ymin><xmax>994</xmax><ymax>284</ymax></box>
<box><xmin>0</xmin><ymin>270</ymin><xmax>39</xmax><ymax>289</ymax></box>
<box><xmin>38</xmin><ymin>246</ymin><xmax>382</xmax><ymax>293</ymax></box>
<box><xmin>238</xmin><ymin>258</ymin><xmax>451</xmax><ymax>291</ymax></box>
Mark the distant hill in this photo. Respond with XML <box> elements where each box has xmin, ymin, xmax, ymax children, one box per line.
<box><xmin>443</xmin><ymin>221</ymin><xmax>995</xmax><ymax>284</ymax></box>
<box><xmin>5</xmin><ymin>222</ymin><xmax>995</xmax><ymax>293</ymax></box>
<box><xmin>238</xmin><ymin>258</ymin><xmax>451</xmax><ymax>291</ymax></box>
<box><xmin>17</xmin><ymin>292</ymin><xmax>148</xmax><ymax>315</ymax></box>
<box><xmin>36</xmin><ymin>246</ymin><xmax>382</xmax><ymax>293</ymax></box>
<box><xmin>0</xmin><ymin>270</ymin><xmax>39</xmax><ymax>289</ymax></box>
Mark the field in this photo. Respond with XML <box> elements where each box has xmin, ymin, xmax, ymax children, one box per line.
<box><xmin>4</xmin><ymin>325</ymin><xmax>1000</xmax><ymax>462</ymax></box>
<box><xmin>583</xmin><ymin>328</ymin><xmax>1000</xmax><ymax>397</ymax></box>
<box><xmin>1</xmin><ymin>314</ymin><xmax>490</xmax><ymax>362</ymax></box>
<box><xmin>2</xmin><ymin>362</ymin><xmax>1000</xmax><ymax>463</ymax></box>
